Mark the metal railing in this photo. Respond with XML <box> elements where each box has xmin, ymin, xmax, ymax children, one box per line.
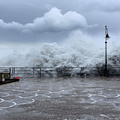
<box><xmin>0</xmin><ymin>66</ymin><xmax>120</xmax><ymax>77</ymax></box>
<box><xmin>0</xmin><ymin>67</ymin><xmax>88</xmax><ymax>77</ymax></box>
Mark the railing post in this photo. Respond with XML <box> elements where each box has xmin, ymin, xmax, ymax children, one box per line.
<box><xmin>33</xmin><ymin>67</ymin><xmax>34</xmax><ymax>77</ymax></box>
<box><xmin>12</xmin><ymin>67</ymin><xmax>13</xmax><ymax>77</ymax></box>
<box><xmin>40</xmin><ymin>67</ymin><xmax>41</xmax><ymax>77</ymax></box>
<box><xmin>9</xmin><ymin>67</ymin><xmax>12</xmax><ymax>78</ymax></box>
<box><xmin>14</xmin><ymin>67</ymin><xmax>15</xmax><ymax>76</ymax></box>
<box><xmin>80</xmin><ymin>67</ymin><xmax>85</xmax><ymax>77</ymax></box>
<box><xmin>11</xmin><ymin>67</ymin><xmax>15</xmax><ymax>77</ymax></box>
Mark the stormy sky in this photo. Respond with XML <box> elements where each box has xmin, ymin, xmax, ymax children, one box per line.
<box><xmin>0</xmin><ymin>0</ymin><xmax>120</xmax><ymax>43</ymax></box>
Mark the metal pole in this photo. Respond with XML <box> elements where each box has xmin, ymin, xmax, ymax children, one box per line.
<box><xmin>105</xmin><ymin>37</ymin><xmax>107</xmax><ymax>75</ymax></box>
<box><xmin>105</xmin><ymin>26</ymin><xmax>110</xmax><ymax>75</ymax></box>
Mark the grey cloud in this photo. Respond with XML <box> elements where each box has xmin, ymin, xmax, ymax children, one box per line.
<box><xmin>48</xmin><ymin>0</ymin><xmax>120</xmax><ymax>12</ymax></box>
<box><xmin>23</xmin><ymin>7</ymin><xmax>88</xmax><ymax>33</ymax></box>
<box><xmin>0</xmin><ymin>19</ymin><xmax>23</xmax><ymax>31</ymax></box>
<box><xmin>94</xmin><ymin>0</ymin><xmax>120</xmax><ymax>12</ymax></box>
<box><xmin>0</xmin><ymin>0</ymin><xmax>120</xmax><ymax>43</ymax></box>
<box><xmin>0</xmin><ymin>0</ymin><xmax>49</xmax><ymax>24</ymax></box>
<box><xmin>0</xmin><ymin>8</ymin><xmax>88</xmax><ymax>33</ymax></box>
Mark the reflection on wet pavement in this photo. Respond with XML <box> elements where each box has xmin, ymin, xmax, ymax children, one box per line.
<box><xmin>0</xmin><ymin>77</ymin><xmax>120</xmax><ymax>119</ymax></box>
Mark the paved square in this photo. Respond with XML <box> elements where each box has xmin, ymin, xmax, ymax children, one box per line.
<box><xmin>0</xmin><ymin>77</ymin><xmax>120</xmax><ymax>120</ymax></box>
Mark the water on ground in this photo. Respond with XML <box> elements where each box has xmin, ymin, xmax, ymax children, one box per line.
<box><xmin>0</xmin><ymin>77</ymin><xmax>120</xmax><ymax>120</ymax></box>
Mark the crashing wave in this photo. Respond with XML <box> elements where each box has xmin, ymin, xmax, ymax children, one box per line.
<box><xmin>0</xmin><ymin>31</ymin><xmax>120</xmax><ymax>75</ymax></box>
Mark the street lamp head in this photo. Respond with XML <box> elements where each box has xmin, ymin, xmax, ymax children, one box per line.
<box><xmin>105</xmin><ymin>26</ymin><xmax>110</xmax><ymax>39</ymax></box>
<box><xmin>106</xmin><ymin>33</ymin><xmax>110</xmax><ymax>39</ymax></box>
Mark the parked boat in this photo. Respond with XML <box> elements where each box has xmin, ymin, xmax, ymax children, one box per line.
<box><xmin>0</xmin><ymin>72</ymin><xmax>20</xmax><ymax>85</ymax></box>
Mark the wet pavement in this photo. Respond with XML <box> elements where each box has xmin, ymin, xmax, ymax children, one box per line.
<box><xmin>0</xmin><ymin>77</ymin><xmax>120</xmax><ymax>120</ymax></box>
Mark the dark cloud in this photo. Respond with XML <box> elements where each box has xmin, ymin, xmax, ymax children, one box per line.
<box><xmin>23</xmin><ymin>7</ymin><xmax>88</xmax><ymax>33</ymax></box>
<box><xmin>0</xmin><ymin>0</ymin><xmax>120</xmax><ymax>42</ymax></box>
<box><xmin>0</xmin><ymin>19</ymin><xmax>23</xmax><ymax>30</ymax></box>
<box><xmin>0</xmin><ymin>7</ymin><xmax>91</xmax><ymax>42</ymax></box>
<box><xmin>0</xmin><ymin>7</ymin><xmax>88</xmax><ymax>32</ymax></box>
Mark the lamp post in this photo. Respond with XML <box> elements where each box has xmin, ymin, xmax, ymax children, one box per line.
<box><xmin>105</xmin><ymin>26</ymin><xmax>110</xmax><ymax>75</ymax></box>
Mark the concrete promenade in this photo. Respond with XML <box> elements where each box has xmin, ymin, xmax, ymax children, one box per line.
<box><xmin>0</xmin><ymin>77</ymin><xmax>120</xmax><ymax>120</ymax></box>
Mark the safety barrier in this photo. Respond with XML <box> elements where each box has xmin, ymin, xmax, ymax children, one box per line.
<box><xmin>0</xmin><ymin>66</ymin><xmax>120</xmax><ymax>77</ymax></box>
